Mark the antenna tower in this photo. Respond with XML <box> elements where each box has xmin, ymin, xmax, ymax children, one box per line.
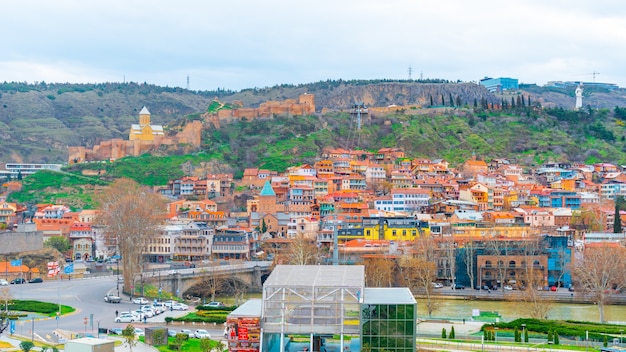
<box><xmin>408</xmin><ymin>66</ymin><xmax>412</xmax><ymax>80</ymax></box>
<box><xmin>186</xmin><ymin>75</ymin><xmax>190</xmax><ymax>90</ymax></box>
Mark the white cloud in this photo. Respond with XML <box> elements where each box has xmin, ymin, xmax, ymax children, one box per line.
<box><xmin>1</xmin><ymin>0</ymin><xmax>625</xmax><ymax>90</ymax></box>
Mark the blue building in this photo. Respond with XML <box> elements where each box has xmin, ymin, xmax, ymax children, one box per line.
<box><xmin>454</xmin><ymin>235</ymin><xmax>572</xmax><ymax>289</ymax></box>
<box><xmin>480</xmin><ymin>77</ymin><xmax>519</xmax><ymax>93</ymax></box>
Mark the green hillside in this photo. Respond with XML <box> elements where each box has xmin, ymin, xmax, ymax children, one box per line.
<box><xmin>7</xmin><ymin>102</ymin><xmax>626</xmax><ymax>211</ymax></box>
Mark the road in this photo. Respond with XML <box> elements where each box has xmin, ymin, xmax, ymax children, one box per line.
<box><xmin>5</xmin><ymin>275</ymin><xmax>205</xmax><ymax>344</ymax></box>
<box><xmin>430</xmin><ymin>285</ymin><xmax>626</xmax><ymax>304</ymax></box>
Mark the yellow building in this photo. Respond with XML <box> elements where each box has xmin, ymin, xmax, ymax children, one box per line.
<box><xmin>359</xmin><ymin>216</ymin><xmax>430</xmax><ymax>242</ymax></box>
<box><xmin>129</xmin><ymin>106</ymin><xmax>164</xmax><ymax>141</ymax></box>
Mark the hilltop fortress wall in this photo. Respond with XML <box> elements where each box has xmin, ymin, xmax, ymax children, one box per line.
<box><xmin>205</xmin><ymin>93</ymin><xmax>315</xmax><ymax>128</ymax></box>
<box><xmin>68</xmin><ymin>120</ymin><xmax>202</xmax><ymax>164</ymax></box>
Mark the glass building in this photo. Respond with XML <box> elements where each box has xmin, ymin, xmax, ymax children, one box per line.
<box><xmin>361</xmin><ymin>288</ymin><xmax>417</xmax><ymax>352</ymax></box>
<box><xmin>260</xmin><ymin>265</ymin><xmax>417</xmax><ymax>352</ymax></box>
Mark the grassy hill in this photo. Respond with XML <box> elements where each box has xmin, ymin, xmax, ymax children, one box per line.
<box><xmin>3</xmin><ymin>79</ymin><xmax>626</xmax><ymax>209</ymax></box>
<box><xmin>1</xmin><ymin>80</ymin><xmax>626</xmax><ymax>164</ymax></box>
<box><xmin>7</xmin><ymin>101</ymin><xmax>626</xmax><ymax>210</ymax></box>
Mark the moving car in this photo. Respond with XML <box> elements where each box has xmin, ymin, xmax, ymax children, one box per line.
<box><xmin>10</xmin><ymin>278</ymin><xmax>26</xmax><ymax>284</ymax></box>
<box><xmin>104</xmin><ymin>293</ymin><xmax>122</xmax><ymax>303</ymax></box>
<box><xmin>194</xmin><ymin>329</ymin><xmax>211</xmax><ymax>339</ymax></box>
<box><xmin>206</xmin><ymin>301</ymin><xmax>226</xmax><ymax>308</ymax></box>
<box><xmin>431</xmin><ymin>282</ymin><xmax>443</xmax><ymax>289</ymax></box>
<box><xmin>28</xmin><ymin>277</ymin><xmax>43</xmax><ymax>283</ymax></box>
<box><xmin>452</xmin><ymin>283</ymin><xmax>466</xmax><ymax>290</ymax></box>
<box><xmin>132</xmin><ymin>297</ymin><xmax>149</xmax><ymax>305</ymax></box>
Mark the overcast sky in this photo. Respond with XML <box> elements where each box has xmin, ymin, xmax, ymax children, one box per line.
<box><xmin>2</xmin><ymin>0</ymin><xmax>625</xmax><ymax>91</ymax></box>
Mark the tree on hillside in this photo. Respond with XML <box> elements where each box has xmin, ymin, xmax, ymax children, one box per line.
<box><xmin>573</xmin><ymin>244</ymin><xmax>626</xmax><ymax>322</ymax></box>
<box><xmin>96</xmin><ymin>178</ymin><xmax>167</xmax><ymax>293</ymax></box>
<box><xmin>44</xmin><ymin>236</ymin><xmax>71</xmax><ymax>254</ymax></box>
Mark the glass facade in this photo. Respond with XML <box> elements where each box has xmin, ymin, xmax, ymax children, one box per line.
<box><xmin>361</xmin><ymin>303</ymin><xmax>416</xmax><ymax>352</ymax></box>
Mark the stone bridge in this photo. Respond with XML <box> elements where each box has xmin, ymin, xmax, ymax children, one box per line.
<box><xmin>142</xmin><ymin>261</ymin><xmax>272</xmax><ymax>298</ymax></box>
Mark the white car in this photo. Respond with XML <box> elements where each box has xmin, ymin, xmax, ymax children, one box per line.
<box><xmin>179</xmin><ymin>329</ymin><xmax>194</xmax><ymax>338</ymax></box>
<box><xmin>115</xmin><ymin>313</ymin><xmax>138</xmax><ymax>323</ymax></box>
<box><xmin>132</xmin><ymin>297</ymin><xmax>149</xmax><ymax>305</ymax></box>
<box><xmin>503</xmin><ymin>285</ymin><xmax>513</xmax><ymax>291</ymax></box>
<box><xmin>0</xmin><ymin>279</ymin><xmax>8</xmax><ymax>286</ymax></box>
<box><xmin>171</xmin><ymin>303</ymin><xmax>189</xmax><ymax>311</ymax></box>
<box><xmin>168</xmin><ymin>329</ymin><xmax>178</xmax><ymax>337</ymax></box>
<box><xmin>206</xmin><ymin>301</ymin><xmax>226</xmax><ymax>308</ymax></box>
<box><xmin>152</xmin><ymin>302</ymin><xmax>166</xmax><ymax>314</ymax></box>
<box><xmin>139</xmin><ymin>307</ymin><xmax>155</xmax><ymax>317</ymax></box>
<box><xmin>431</xmin><ymin>282</ymin><xmax>443</xmax><ymax>289</ymax></box>
<box><xmin>163</xmin><ymin>300</ymin><xmax>177</xmax><ymax>308</ymax></box>
<box><xmin>194</xmin><ymin>329</ymin><xmax>211</xmax><ymax>339</ymax></box>
<box><xmin>134</xmin><ymin>328</ymin><xmax>145</xmax><ymax>337</ymax></box>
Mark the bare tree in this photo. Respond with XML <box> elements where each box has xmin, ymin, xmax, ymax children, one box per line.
<box><xmin>463</xmin><ymin>241</ymin><xmax>476</xmax><ymax>290</ymax></box>
<box><xmin>399</xmin><ymin>236</ymin><xmax>439</xmax><ymax>317</ymax></box>
<box><xmin>197</xmin><ymin>263</ymin><xmax>225</xmax><ymax>302</ymax></box>
<box><xmin>399</xmin><ymin>255</ymin><xmax>438</xmax><ymax>317</ymax></box>
<box><xmin>286</xmin><ymin>234</ymin><xmax>319</xmax><ymax>265</ymax></box>
<box><xmin>0</xmin><ymin>286</ymin><xmax>10</xmax><ymax>312</ymax></box>
<box><xmin>438</xmin><ymin>234</ymin><xmax>456</xmax><ymax>287</ymax></box>
<box><xmin>364</xmin><ymin>257</ymin><xmax>395</xmax><ymax>287</ymax></box>
<box><xmin>573</xmin><ymin>244</ymin><xmax>626</xmax><ymax>322</ymax></box>
<box><xmin>484</xmin><ymin>235</ymin><xmax>509</xmax><ymax>292</ymax></box>
<box><xmin>518</xmin><ymin>236</ymin><xmax>552</xmax><ymax>319</ymax></box>
<box><xmin>96</xmin><ymin>178</ymin><xmax>167</xmax><ymax>293</ymax></box>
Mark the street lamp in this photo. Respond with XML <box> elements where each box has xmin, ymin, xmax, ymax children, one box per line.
<box><xmin>620</xmin><ymin>330</ymin><xmax>624</xmax><ymax>346</ymax></box>
<box><xmin>495</xmin><ymin>327</ymin><xmax>499</xmax><ymax>352</ymax></box>
<box><xmin>521</xmin><ymin>324</ymin><xmax>526</xmax><ymax>343</ymax></box>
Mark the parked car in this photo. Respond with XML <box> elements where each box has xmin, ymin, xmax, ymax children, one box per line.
<box><xmin>132</xmin><ymin>297</ymin><xmax>149</xmax><ymax>305</ymax></box>
<box><xmin>568</xmin><ymin>286</ymin><xmax>575</xmax><ymax>292</ymax></box>
<box><xmin>0</xmin><ymin>279</ymin><xmax>9</xmax><ymax>286</ymax></box>
<box><xmin>194</xmin><ymin>329</ymin><xmax>211</xmax><ymax>339</ymax></box>
<box><xmin>179</xmin><ymin>329</ymin><xmax>194</xmax><ymax>338</ymax></box>
<box><xmin>168</xmin><ymin>329</ymin><xmax>178</xmax><ymax>337</ymax></box>
<box><xmin>134</xmin><ymin>328</ymin><xmax>145</xmax><ymax>337</ymax></box>
<box><xmin>28</xmin><ymin>277</ymin><xmax>43</xmax><ymax>283</ymax></box>
<box><xmin>503</xmin><ymin>285</ymin><xmax>513</xmax><ymax>291</ymax></box>
<box><xmin>104</xmin><ymin>293</ymin><xmax>122</xmax><ymax>303</ymax></box>
<box><xmin>171</xmin><ymin>303</ymin><xmax>189</xmax><ymax>311</ymax></box>
<box><xmin>163</xmin><ymin>300</ymin><xmax>177</xmax><ymax>308</ymax></box>
<box><xmin>452</xmin><ymin>283</ymin><xmax>466</xmax><ymax>290</ymax></box>
<box><xmin>115</xmin><ymin>313</ymin><xmax>138</xmax><ymax>323</ymax></box>
<box><xmin>139</xmin><ymin>307</ymin><xmax>156</xmax><ymax>318</ymax></box>
<box><xmin>431</xmin><ymin>282</ymin><xmax>443</xmax><ymax>289</ymax></box>
<box><xmin>206</xmin><ymin>301</ymin><xmax>226</xmax><ymax>308</ymax></box>
<box><xmin>10</xmin><ymin>278</ymin><xmax>26</xmax><ymax>284</ymax></box>
<box><xmin>152</xmin><ymin>302</ymin><xmax>166</xmax><ymax>314</ymax></box>
<box><xmin>110</xmin><ymin>328</ymin><xmax>123</xmax><ymax>335</ymax></box>
<box><xmin>550</xmin><ymin>286</ymin><xmax>558</xmax><ymax>292</ymax></box>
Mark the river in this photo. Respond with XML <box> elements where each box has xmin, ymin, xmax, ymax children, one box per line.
<box><xmin>416</xmin><ymin>298</ymin><xmax>626</xmax><ymax>324</ymax></box>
